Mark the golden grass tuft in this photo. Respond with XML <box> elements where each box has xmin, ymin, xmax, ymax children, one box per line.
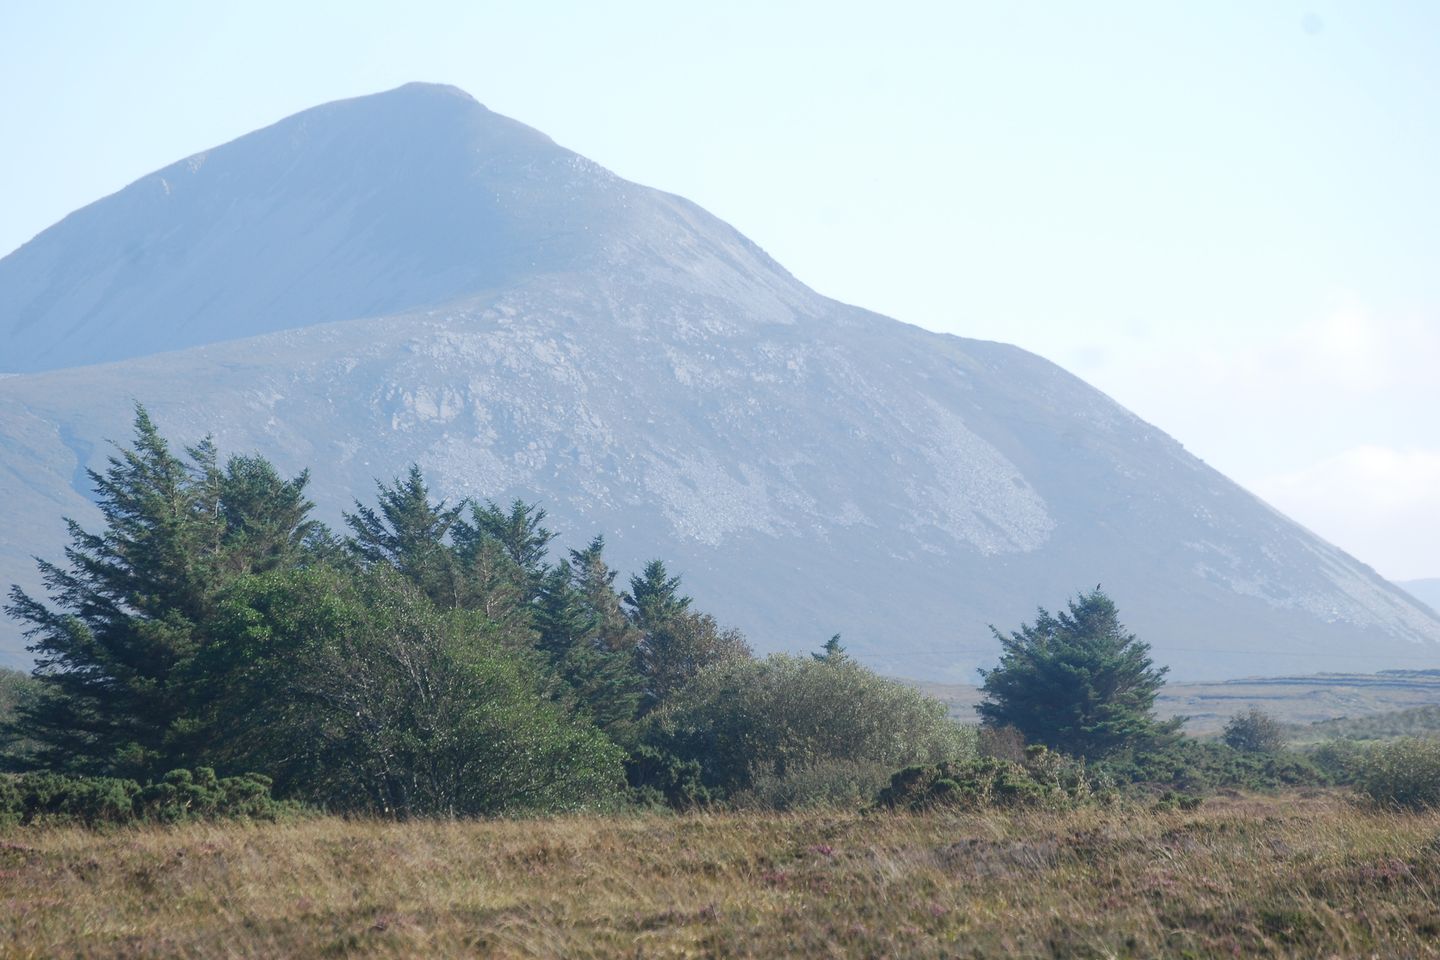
<box><xmin>3</xmin><ymin>792</ymin><xmax>1440</xmax><ymax>958</ymax></box>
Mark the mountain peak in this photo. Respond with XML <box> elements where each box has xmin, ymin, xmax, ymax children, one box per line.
<box><xmin>0</xmin><ymin>84</ymin><xmax>806</xmax><ymax>373</ymax></box>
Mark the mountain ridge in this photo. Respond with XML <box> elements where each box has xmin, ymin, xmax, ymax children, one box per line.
<box><xmin>1</xmin><ymin>83</ymin><xmax>1437</xmax><ymax>679</ymax></box>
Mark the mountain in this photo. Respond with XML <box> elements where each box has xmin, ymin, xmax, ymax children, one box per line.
<box><xmin>1398</xmin><ymin>580</ymin><xmax>1440</xmax><ymax>616</ymax></box>
<box><xmin>2</xmin><ymin>83</ymin><xmax>1438</xmax><ymax>679</ymax></box>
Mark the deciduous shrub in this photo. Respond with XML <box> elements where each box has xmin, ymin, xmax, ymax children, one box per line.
<box><xmin>1354</xmin><ymin>737</ymin><xmax>1440</xmax><ymax>809</ymax></box>
<box><xmin>643</xmin><ymin>654</ymin><xmax>972</xmax><ymax>803</ymax></box>
<box><xmin>1223</xmin><ymin>708</ymin><xmax>1286</xmax><ymax>753</ymax></box>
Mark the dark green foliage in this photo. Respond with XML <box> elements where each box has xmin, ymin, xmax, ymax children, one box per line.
<box><xmin>644</xmin><ymin>654</ymin><xmax>970</xmax><ymax>801</ymax></box>
<box><xmin>1353</xmin><ymin>738</ymin><xmax>1440</xmax><ymax>809</ymax></box>
<box><xmin>4</xmin><ymin>406</ymin><xmax>321</xmax><ymax>778</ymax></box>
<box><xmin>534</xmin><ymin>561</ymin><xmax>643</xmax><ymax>739</ymax></box>
<box><xmin>199</xmin><ymin>566</ymin><xmax>626</xmax><ymax>816</ymax></box>
<box><xmin>0</xmin><ymin>767</ymin><xmax>288</xmax><ymax>827</ymax></box>
<box><xmin>978</xmin><ymin>589</ymin><xmax>1179</xmax><ymax>759</ymax></box>
<box><xmin>812</xmin><ymin>634</ymin><xmax>848</xmax><ymax>664</ymax></box>
<box><xmin>877</xmin><ymin>747</ymin><xmax>1107</xmax><ymax>811</ymax></box>
<box><xmin>0</xmin><ymin>668</ymin><xmax>42</xmax><ymax>769</ymax></box>
<box><xmin>570</xmin><ymin>536</ymin><xmax>641</xmax><ymax>653</ymax></box>
<box><xmin>635</xmin><ymin>611</ymin><xmax>752</xmax><ymax>710</ymax></box>
<box><xmin>1223</xmin><ymin>707</ymin><xmax>1286</xmax><ymax>753</ymax></box>
<box><xmin>345</xmin><ymin>465</ymin><xmax>466</xmax><ymax>607</ymax></box>
<box><xmin>215</xmin><ymin>455</ymin><xmax>327</xmax><ymax>574</ymax></box>
<box><xmin>624</xmin><ymin>559</ymin><xmax>691</xmax><ymax>631</ymax></box>
<box><xmin>457</xmin><ymin>499</ymin><xmax>556</xmax><ymax>593</ymax></box>
<box><xmin>624</xmin><ymin>744</ymin><xmax>712</xmax><ymax>809</ymax></box>
<box><xmin>1095</xmin><ymin>738</ymin><xmax>1329</xmax><ymax>794</ymax></box>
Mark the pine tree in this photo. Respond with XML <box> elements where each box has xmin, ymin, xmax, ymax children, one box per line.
<box><xmin>345</xmin><ymin>466</ymin><xmax>465</xmax><ymax>607</ymax></box>
<box><xmin>458</xmin><ymin>499</ymin><xmax>555</xmax><ymax>595</ymax></box>
<box><xmin>977</xmin><ymin>588</ymin><xmax>1178</xmax><ymax>758</ymax></box>
<box><xmin>217</xmin><ymin>455</ymin><xmax>327</xmax><ymax>574</ymax></box>
<box><xmin>534</xmin><ymin>562</ymin><xmax>642</xmax><ymax>737</ymax></box>
<box><xmin>813</xmin><ymin>634</ymin><xmax>849</xmax><ymax>664</ymax></box>
<box><xmin>570</xmin><ymin>536</ymin><xmax>640</xmax><ymax>653</ymax></box>
<box><xmin>624</xmin><ymin>559</ymin><xmax>691</xmax><ymax>632</ymax></box>
<box><xmin>4</xmin><ymin>406</ymin><xmax>317</xmax><ymax>775</ymax></box>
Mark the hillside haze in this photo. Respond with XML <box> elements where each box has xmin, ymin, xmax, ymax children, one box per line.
<box><xmin>2</xmin><ymin>83</ymin><xmax>1438</xmax><ymax>679</ymax></box>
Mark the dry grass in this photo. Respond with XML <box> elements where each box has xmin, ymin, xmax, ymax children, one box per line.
<box><xmin>3</xmin><ymin>792</ymin><xmax>1440</xmax><ymax>958</ymax></box>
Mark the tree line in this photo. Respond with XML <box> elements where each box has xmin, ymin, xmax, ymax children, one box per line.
<box><xmin>1</xmin><ymin>407</ymin><xmax>966</xmax><ymax>816</ymax></box>
<box><xmin>7</xmin><ymin>406</ymin><xmax>1415</xmax><ymax>822</ymax></box>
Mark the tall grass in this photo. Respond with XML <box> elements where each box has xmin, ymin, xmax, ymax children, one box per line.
<box><xmin>4</xmin><ymin>792</ymin><xmax>1440</xmax><ymax>958</ymax></box>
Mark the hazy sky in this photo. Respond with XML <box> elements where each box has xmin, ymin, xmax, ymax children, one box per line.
<box><xmin>2</xmin><ymin>2</ymin><xmax>1436</xmax><ymax>580</ymax></box>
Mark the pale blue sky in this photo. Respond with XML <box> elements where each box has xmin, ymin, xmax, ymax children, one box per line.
<box><xmin>2</xmin><ymin>1</ymin><xmax>1437</xmax><ymax>578</ymax></box>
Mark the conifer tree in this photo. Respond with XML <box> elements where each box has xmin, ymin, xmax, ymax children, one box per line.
<box><xmin>977</xmin><ymin>589</ymin><xmax>1178</xmax><ymax>758</ymax></box>
<box><xmin>534</xmin><ymin>562</ymin><xmax>642</xmax><ymax>737</ymax></box>
<box><xmin>345</xmin><ymin>466</ymin><xmax>465</xmax><ymax>608</ymax></box>
<box><xmin>5</xmin><ymin>406</ymin><xmax>317</xmax><ymax>775</ymax></box>
<box><xmin>570</xmin><ymin>536</ymin><xmax>640</xmax><ymax>652</ymax></box>
<box><xmin>459</xmin><ymin>499</ymin><xmax>556</xmax><ymax>590</ymax></box>
<box><xmin>624</xmin><ymin>559</ymin><xmax>691</xmax><ymax>631</ymax></box>
<box><xmin>813</xmin><ymin>634</ymin><xmax>849</xmax><ymax>664</ymax></box>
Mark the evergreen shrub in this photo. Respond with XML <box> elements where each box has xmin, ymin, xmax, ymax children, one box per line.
<box><xmin>0</xmin><ymin>768</ymin><xmax>290</xmax><ymax>827</ymax></box>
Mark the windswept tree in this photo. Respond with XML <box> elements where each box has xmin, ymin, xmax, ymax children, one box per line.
<box><xmin>977</xmin><ymin>588</ymin><xmax>1178</xmax><ymax>759</ymax></box>
<box><xmin>813</xmin><ymin>634</ymin><xmax>849</xmax><ymax>664</ymax></box>
<box><xmin>4</xmin><ymin>405</ymin><xmax>320</xmax><ymax>776</ymax></box>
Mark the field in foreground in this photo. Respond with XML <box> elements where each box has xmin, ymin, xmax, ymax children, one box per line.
<box><xmin>3</xmin><ymin>793</ymin><xmax>1439</xmax><ymax>959</ymax></box>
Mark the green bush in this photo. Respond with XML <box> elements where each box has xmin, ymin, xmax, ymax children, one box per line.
<box><xmin>0</xmin><ymin>768</ymin><xmax>290</xmax><ymax>827</ymax></box>
<box><xmin>1096</xmin><ymin>738</ymin><xmax>1329</xmax><ymax>794</ymax></box>
<box><xmin>1307</xmin><ymin>739</ymin><xmax>1369</xmax><ymax>783</ymax></box>
<box><xmin>643</xmin><ymin>654</ymin><xmax>973</xmax><ymax>803</ymax></box>
<box><xmin>625</xmin><ymin>745</ymin><xmax>712</xmax><ymax>809</ymax></box>
<box><xmin>877</xmin><ymin>746</ymin><xmax>1111</xmax><ymax>812</ymax></box>
<box><xmin>1223</xmin><ymin>708</ymin><xmax>1286</xmax><ymax>754</ymax></box>
<box><xmin>202</xmin><ymin>567</ymin><xmax>628</xmax><ymax>816</ymax></box>
<box><xmin>1354</xmin><ymin>737</ymin><xmax>1440</xmax><ymax>810</ymax></box>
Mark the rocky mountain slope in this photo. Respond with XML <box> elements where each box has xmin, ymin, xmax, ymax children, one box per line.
<box><xmin>2</xmin><ymin>83</ymin><xmax>1437</xmax><ymax>678</ymax></box>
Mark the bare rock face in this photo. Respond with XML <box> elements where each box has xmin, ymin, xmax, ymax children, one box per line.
<box><xmin>2</xmin><ymin>84</ymin><xmax>1437</xmax><ymax>678</ymax></box>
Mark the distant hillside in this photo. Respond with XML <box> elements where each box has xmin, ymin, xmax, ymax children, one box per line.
<box><xmin>920</xmin><ymin>671</ymin><xmax>1440</xmax><ymax>735</ymax></box>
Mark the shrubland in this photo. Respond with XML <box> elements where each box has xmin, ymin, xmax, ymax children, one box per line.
<box><xmin>6</xmin><ymin>408</ymin><xmax>1440</xmax><ymax>955</ymax></box>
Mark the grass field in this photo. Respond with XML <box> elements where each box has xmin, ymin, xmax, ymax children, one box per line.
<box><xmin>920</xmin><ymin>672</ymin><xmax>1440</xmax><ymax>736</ymax></box>
<box><xmin>4</xmin><ymin>792</ymin><xmax>1440</xmax><ymax>958</ymax></box>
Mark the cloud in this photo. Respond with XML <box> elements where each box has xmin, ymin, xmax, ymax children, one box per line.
<box><xmin>1253</xmin><ymin>446</ymin><xmax>1440</xmax><ymax>581</ymax></box>
<box><xmin>1056</xmin><ymin>304</ymin><xmax>1439</xmax><ymax>579</ymax></box>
